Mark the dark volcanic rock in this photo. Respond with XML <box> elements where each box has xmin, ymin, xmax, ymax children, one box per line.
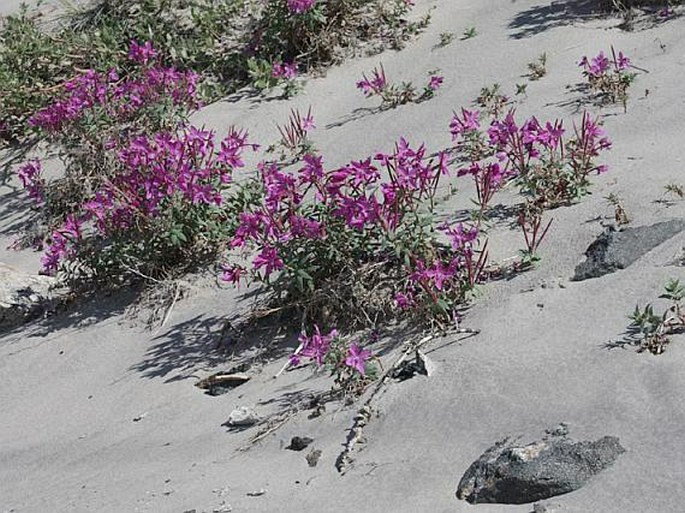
<box><xmin>456</xmin><ymin>431</ymin><xmax>625</xmax><ymax>504</ymax></box>
<box><xmin>573</xmin><ymin>219</ymin><xmax>685</xmax><ymax>281</ymax></box>
<box><xmin>391</xmin><ymin>350</ymin><xmax>434</xmax><ymax>381</ymax></box>
<box><xmin>286</xmin><ymin>436</ymin><xmax>313</xmax><ymax>451</ymax></box>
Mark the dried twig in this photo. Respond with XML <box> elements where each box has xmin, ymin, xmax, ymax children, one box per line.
<box><xmin>335</xmin><ymin>333</ymin><xmax>434</xmax><ymax>473</ymax></box>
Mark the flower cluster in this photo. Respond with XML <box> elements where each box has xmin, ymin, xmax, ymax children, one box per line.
<box><xmin>42</xmin><ymin>215</ymin><xmax>82</xmax><ymax>273</ymax></box>
<box><xmin>29</xmin><ymin>41</ymin><xmax>198</xmax><ymax>134</ymax></box>
<box><xmin>579</xmin><ymin>49</ymin><xmax>630</xmax><ymax>77</ymax></box>
<box><xmin>40</xmin><ymin>126</ymin><xmax>256</xmax><ymax>276</ymax></box>
<box><xmin>289</xmin><ymin>326</ymin><xmax>375</xmax><ymax>395</ymax></box>
<box><xmin>223</xmin><ymin>127</ymin><xmax>490</xmax><ymax>324</ymax></box>
<box><xmin>579</xmin><ymin>47</ymin><xmax>636</xmax><ymax>110</ymax></box>
<box><xmin>128</xmin><ymin>40</ymin><xmax>158</xmax><ymax>65</ymax></box>
<box><xmin>357</xmin><ymin>64</ymin><xmax>388</xmax><ymax>97</ymax></box>
<box><xmin>451</xmin><ymin>108</ymin><xmax>611</xmax><ymax>209</ymax></box>
<box><xmin>290</xmin><ymin>326</ymin><xmax>339</xmax><ymax>367</ymax></box>
<box><xmin>287</xmin><ymin>0</ymin><xmax>316</xmax><ymax>14</ymax></box>
<box><xmin>17</xmin><ymin>160</ymin><xmax>44</xmax><ymax>205</ymax></box>
<box><xmin>272</xmin><ymin>61</ymin><xmax>298</xmax><ymax>80</ymax></box>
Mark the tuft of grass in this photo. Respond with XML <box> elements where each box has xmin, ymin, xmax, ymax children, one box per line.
<box><xmin>527</xmin><ymin>52</ymin><xmax>548</xmax><ymax>81</ymax></box>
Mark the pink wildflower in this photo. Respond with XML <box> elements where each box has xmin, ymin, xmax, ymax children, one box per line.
<box><xmin>221</xmin><ymin>264</ymin><xmax>247</xmax><ymax>286</ymax></box>
<box><xmin>17</xmin><ymin>160</ymin><xmax>44</xmax><ymax>205</ymax></box>
<box><xmin>344</xmin><ymin>343</ymin><xmax>372</xmax><ymax>375</ymax></box>
<box><xmin>428</xmin><ymin>75</ymin><xmax>444</xmax><ymax>91</ymax></box>
<box><xmin>128</xmin><ymin>40</ymin><xmax>158</xmax><ymax>65</ymax></box>
<box><xmin>449</xmin><ymin>108</ymin><xmax>480</xmax><ymax>140</ymax></box>
<box><xmin>394</xmin><ymin>291</ymin><xmax>414</xmax><ymax>310</ymax></box>
<box><xmin>252</xmin><ymin>245</ymin><xmax>284</xmax><ymax>276</ymax></box>
<box><xmin>273</xmin><ymin>61</ymin><xmax>298</xmax><ymax>79</ymax></box>
<box><xmin>294</xmin><ymin>326</ymin><xmax>338</xmax><ymax>367</ymax></box>
<box><xmin>357</xmin><ymin>65</ymin><xmax>388</xmax><ymax>97</ymax></box>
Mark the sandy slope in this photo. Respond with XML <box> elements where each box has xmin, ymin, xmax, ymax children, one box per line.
<box><xmin>2</xmin><ymin>0</ymin><xmax>685</xmax><ymax>511</ymax></box>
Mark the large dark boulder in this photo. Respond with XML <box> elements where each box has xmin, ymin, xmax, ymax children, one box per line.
<box><xmin>456</xmin><ymin>428</ymin><xmax>625</xmax><ymax>504</ymax></box>
<box><xmin>573</xmin><ymin>219</ymin><xmax>685</xmax><ymax>281</ymax></box>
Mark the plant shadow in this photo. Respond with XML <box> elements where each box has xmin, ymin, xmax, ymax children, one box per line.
<box><xmin>0</xmin><ymin>187</ymin><xmax>38</xmax><ymax>236</ymax></box>
<box><xmin>605</xmin><ymin>324</ymin><xmax>685</xmax><ymax>351</ymax></box>
<box><xmin>508</xmin><ymin>0</ymin><xmax>605</xmax><ymax>40</ymax></box>
<box><xmin>130</xmin><ymin>307</ymin><xmax>301</xmax><ymax>383</ymax></box>
<box><xmin>0</xmin><ymin>137</ymin><xmax>39</xmax><ymax>184</ymax></box>
<box><xmin>509</xmin><ymin>0</ymin><xmax>681</xmax><ymax>39</ymax></box>
<box><xmin>445</xmin><ymin>203</ymin><xmax>522</xmax><ymax>229</ymax></box>
<box><xmin>0</xmin><ymin>285</ymin><xmax>138</xmax><ymax>339</ymax></box>
<box><xmin>545</xmin><ymin>82</ymin><xmax>632</xmax><ymax>116</ymax></box>
<box><xmin>325</xmin><ymin>106</ymin><xmax>380</xmax><ymax>129</ymax></box>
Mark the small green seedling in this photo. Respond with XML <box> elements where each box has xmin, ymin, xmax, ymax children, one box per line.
<box><xmin>461</xmin><ymin>27</ymin><xmax>477</xmax><ymax>40</ymax></box>
<box><xmin>515</xmin><ymin>83</ymin><xmax>528</xmax><ymax>97</ymax></box>
<box><xmin>628</xmin><ymin>279</ymin><xmax>684</xmax><ymax>354</ymax></box>
<box><xmin>436</xmin><ymin>31</ymin><xmax>456</xmax><ymax>48</ymax></box>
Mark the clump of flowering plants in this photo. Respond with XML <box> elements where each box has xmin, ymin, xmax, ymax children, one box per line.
<box><xmin>38</xmin><ymin>126</ymin><xmax>257</xmax><ymax>281</ymax></box>
<box><xmin>579</xmin><ymin>47</ymin><xmax>637</xmax><ymax>111</ymax></box>
<box><xmin>450</xmin><ymin>108</ymin><xmax>612</xmax><ymax>210</ymax></box>
<box><xmin>16</xmin><ymin>42</ymin><xmax>261</xmax><ymax>283</ymax></box>
<box><xmin>357</xmin><ymin>64</ymin><xmax>444</xmax><ymax>109</ymax></box>
<box><xmin>222</xmin><ymin>137</ymin><xmax>488</xmax><ymax>329</ymax></box>
<box><xmin>449</xmin><ymin>106</ymin><xmax>611</xmax><ymax>264</ymax></box>
<box><xmin>24</xmin><ymin>41</ymin><xmax>199</xmax><ymax>231</ymax></box>
<box><xmin>289</xmin><ymin>326</ymin><xmax>379</xmax><ymax>396</ymax></box>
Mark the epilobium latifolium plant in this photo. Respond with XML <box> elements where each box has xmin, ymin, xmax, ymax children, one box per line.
<box><xmin>252</xmin><ymin>0</ymin><xmax>428</xmax><ymax>73</ymax></box>
<box><xmin>288</xmin><ymin>327</ymin><xmax>378</xmax><ymax>396</ymax></box>
<box><xmin>450</xmin><ymin>108</ymin><xmax>612</xmax><ymax>210</ymax></box>
<box><xmin>579</xmin><ymin>47</ymin><xmax>637</xmax><ymax>111</ymax></box>
<box><xmin>37</xmin><ymin>126</ymin><xmax>256</xmax><ymax>282</ymax></box>
<box><xmin>450</xmin><ymin>106</ymin><xmax>611</xmax><ymax>263</ymax></box>
<box><xmin>435</xmin><ymin>31</ymin><xmax>456</xmax><ymax>49</ymax></box>
<box><xmin>0</xmin><ymin>0</ymin><xmax>428</xmax><ymax>142</ymax></box>
<box><xmin>21</xmin><ymin>41</ymin><xmax>198</xmax><ymax>241</ymax></box>
<box><xmin>17</xmin><ymin>42</ymin><xmax>260</xmax><ymax>283</ymax></box>
<box><xmin>273</xmin><ymin>107</ymin><xmax>316</xmax><ymax>158</ymax></box>
<box><xmin>0</xmin><ymin>0</ymin><xmax>243</xmax><ymax>141</ymax></box>
<box><xmin>627</xmin><ymin>279</ymin><xmax>684</xmax><ymax>354</ymax></box>
<box><xmin>474</xmin><ymin>84</ymin><xmax>511</xmax><ymax>118</ymax></box>
<box><xmin>221</xmin><ymin>135</ymin><xmax>488</xmax><ymax>330</ymax></box>
<box><xmin>517</xmin><ymin>205</ymin><xmax>553</xmax><ymax>267</ymax></box>
<box><xmin>222</xmin><ymin>98</ymin><xmax>613</xmax><ymax>330</ymax></box>
<box><xmin>357</xmin><ymin>64</ymin><xmax>443</xmax><ymax>109</ymax></box>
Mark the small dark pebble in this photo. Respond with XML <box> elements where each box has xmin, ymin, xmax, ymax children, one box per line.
<box><xmin>287</xmin><ymin>436</ymin><xmax>313</xmax><ymax>451</ymax></box>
